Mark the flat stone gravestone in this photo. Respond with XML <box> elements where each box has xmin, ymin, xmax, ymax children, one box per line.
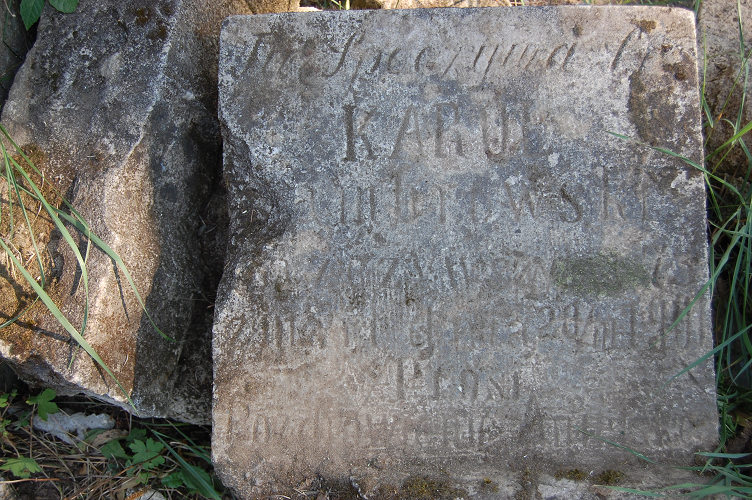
<box><xmin>215</xmin><ymin>7</ymin><xmax>717</xmax><ymax>497</ymax></box>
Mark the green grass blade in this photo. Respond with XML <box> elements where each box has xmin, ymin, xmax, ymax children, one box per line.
<box><xmin>0</xmin><ymin>238</ymin><xmax>136</xmax><ymax>411</ymax></box>
<box><xmin>707</xmin><ymin>120</ymin><xmax>752</xmax><ymax>159</ymax></box>
<box><xmin>150</xmin><ymin>430</ymin><xmax>221</xmax><ymax>500</ymax></box>
<box><xmin>696</xmin><ymin>452</ymin><xmax>751</xmax><ymax>459</ymax></box>
<box><xmin>163</xmin><ymin>422</ymin><xmax>211</xmax><ymax>464</ymax></box>
<box><xmin>0</xmin><ymin>298</ymin><xmax>37</xmax><ymax>329</ymax></box>
<box><xmin>605</xmin><ymin>484</ymin><xmax>752</xmax><ymax>497</ymax></box>
<box><xmin>649</xmin><ymin>281</ymin><xmax>710</xmax><ymax>348</ymax></box>
<box><xmin>597</xmin><ymin>487</ymin><xmax>669</xmax><ymax>497</ymax></box>
<box><xmin>573</xmin><ymin>427</ymin><xmax>656</xmax><ymax>463</ymax></box>
<box><xmin>662</xmin><ymin>323</ymin><xmax>752</xmax><ymax>389</ymax></box>
<box><xmin>3</xmin><ymin>141</ymin><xmax>14</xmax><ymax>238</ymax></box>
<box><xmin>49</xmin><ymin>207</ymin><xmax>174</xmax><ymax>342</ymax></box>
<box><xmin>0</xmin><ymin>175</ymin><xmax>173</xmax><ymax>341</ymax></box>
<box><xmin>8</xmin><ymin>156</ymin><xmax>91</xmax><ymax>339</ymax></box>
<box><xmin>1</xmin><ymin>143</ymin><xmax>45</xmax><ymax>289</ymax></box>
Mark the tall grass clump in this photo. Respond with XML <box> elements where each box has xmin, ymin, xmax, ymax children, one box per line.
<box><xmin>599</xmin><ymin>0</ymin><xmax>752</xmax><ymax>496</ymax></box>
<box><xmin>0</xmin><ymin>124</ymin><xmax>170</xmax><ymax>410</ymax></box>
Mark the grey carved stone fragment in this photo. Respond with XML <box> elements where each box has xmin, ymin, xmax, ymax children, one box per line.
<box><xmin>215</xmin><ymin>7</ymin><xmax>717</xmax><ymax>497</ymax></box>
<box><xmin>0</xmin><ymin>0</ymin><xmax>252</xmax><ymax>424</ymax></box>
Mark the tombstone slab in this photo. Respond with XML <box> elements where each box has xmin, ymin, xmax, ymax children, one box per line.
<box><xmin>215</xmin><ymin>7</ymin><xmax>717</xmax><ymax>497</ymax></box>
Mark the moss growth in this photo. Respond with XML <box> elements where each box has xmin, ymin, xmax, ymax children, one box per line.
<box><xmin>594</xmin><ymin>470</ymin><xmax>624</xmax><ymax>486</ymax></box>
<box><xmin>553</xmin><ymin>253</ymin><xmax>649</xmax><ymax>297</ymax></box>
<box><xmin>16</xmin><ymin>143</ymin><xmax>48</xmax><ymax>170</ymax></box>
<box><xmin>398</xmin><ymin>475</ymin><xmax>466</xmax><ymax>500</ymax></box>
<box><xmin>481</xmin><ymin>477</ymin><xmax>499</xmax><ymax>493</ymax></box>
<box><xmin>0</xmin><ymin>141</ymin><xmax>76</xmax><ymax>352</ymax></box>
<box><xmin>554</xmin><ymin>469</ymin><xmax>589</xmax><ymax>481</ymax></box>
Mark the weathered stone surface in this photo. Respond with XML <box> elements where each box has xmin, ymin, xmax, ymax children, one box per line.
<box><xmin>698</xmin><ymin>0</ymin><xmax>752</xmax><ymax>175</ymax></box>
<box><xmin>0</xmin><ymin>0</ymin><xmax>252</xmax><ymax>424</ymax></box>
<box><xmin>349</xmin><ymin>1</ymin><xmax>642</xmax><ymax>11</ymax></box>
<box><xmin>215</xmin><ymin>6</ymin><xmax>716</xmax><ymax>497</ymax></box>
<box><xmin>248</xmin><ymin>0</ymin><xmax>303</xmax><ymax>14</ymax></box>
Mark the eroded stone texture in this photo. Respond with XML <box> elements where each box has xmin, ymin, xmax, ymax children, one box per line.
<box><xmin>0</xmin><ymin>0</ymin><xmax>252</xmax><ymax>424</ymax></box>
<box><xmin>215</xmin><ymin>7</ymin><xmax>716</xmax><ymax>497</ymax></box>
<box><xmin>351</xmin><ymin>0</ymin><xmax>510</xmax><ymax>11</ymax></box>
<box><xmin>248</xmin><ymin>0</ymin><xmax>302</xmax><ymax>14</ymax></box>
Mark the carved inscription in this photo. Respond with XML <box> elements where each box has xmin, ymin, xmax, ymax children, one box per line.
<box><xmin>242</xmin><ymin>32</ymin><xmax>653</xmax><ymax>85</ymax></box>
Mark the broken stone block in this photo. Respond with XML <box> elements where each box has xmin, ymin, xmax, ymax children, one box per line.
<box><xmin>215</xmin><ymin>6</ymin><xmax>717</xmax><ymax>497</ymax></box>
<box><xmin>0</xmin><ymin>0</ymin><xmax>252</xmax><ymax>424</ymax></box>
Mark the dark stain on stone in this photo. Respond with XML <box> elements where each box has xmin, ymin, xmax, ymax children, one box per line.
<box><xmin>628</xmin><ymin>69</ymin><xmax>676</xmax><ymax>145</ymax></box>
<box><xmin>275</xmin><ymin>280</ymin><xmax>290</xmax><ymax>300</ymax></box>
<box><xmin>48</xmin><ymin>71</ymin><xmax>60</xmax><ymax>93</ymax></box>
<box><xmin>663</xmin><ymin>62</ymin><xmax>689</xmax><ymax>81</ymax></box>
<box><xmin>159</xmin><ymin>183</ymin><xmax>178</xmax><ymax>203</ymax></box>
<box><xmin>135</xmin><ymin>7</ymin><xmax>150</xmax><ymax>26</ymax></box>
<box><xmin>553</xmin><ymin>253</ymin><xmax>649</xmax><ymax>297</ymax></box>
<box><xmin>159</xmin><ymin>2</ymin><xmax>174</xmax><ymax>17</ymax></box>
<box><xmin>133</xmin><ymin>6</ymin><xmax>167</xmax><ymax>40</ymax></box>
<box><xmin>573</xmin><ymin>24</ymin><xmax>583</xmax><ymax>37</ymax></box>
<box><xmin>635</xmin><ymin>19</ymin><xmax>656</xmax><ymax>33</ymax></box>
<box><xmin>151</xmin><ymin>20</ymin><xmax>168</xmax><ymax>41</ymax></box>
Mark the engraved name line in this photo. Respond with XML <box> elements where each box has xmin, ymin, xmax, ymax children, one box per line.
<box><xmin>235</xmin><ymin>294</ymin><xmax>701</xmax><ymax>360</ymax></box>
<box><xmin>225</xmin><ymin>402</ymin><xmax>673</xmax><ymax>454</ymax></box>
<box><xmin>299</xmin><ymin>173</ymin><xmax>582</xmax><ymax>229</ymax></box>
<box><xmin>344</xmin><ymin>101</ymin><xmax>534</xmax><ymax>161</ymax></box>
<box><xmin>247</xmin><ymin>34</ymin><xmax>581</xmax><ymax>81</ymax></box>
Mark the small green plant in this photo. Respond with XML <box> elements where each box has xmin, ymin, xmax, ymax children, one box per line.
<box><xmin>26</xmin><ymin>387</ymin><xmax>57</xmax><ymax>421</ymax></box>
<box><xmin>0</xmin><ymin>389</ymin><xmax>13</xmax><ymax>437</ymax></box>
<box><xmin>0</xmin><ymin>388</ymin><xmax>52</xmax><ymax>481</ymax></box>
<box><xmin>19</xmin><ymin>0</ymin><xmax>78</xmax><ymax>30</ymax></box>
<box><xmin>99</xmin><ymin>424</ymin><xmax>223</xmax><ymax>498</ymax></box>
<box><xmin>0</xmin><ymin>387</ymin><xmax>225</xmax><ymax>498</ymax></box>
<box><xmin>0</xmin><ymin>456</ymin><xmax>41</xmax><ymax>478</ymax></box>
